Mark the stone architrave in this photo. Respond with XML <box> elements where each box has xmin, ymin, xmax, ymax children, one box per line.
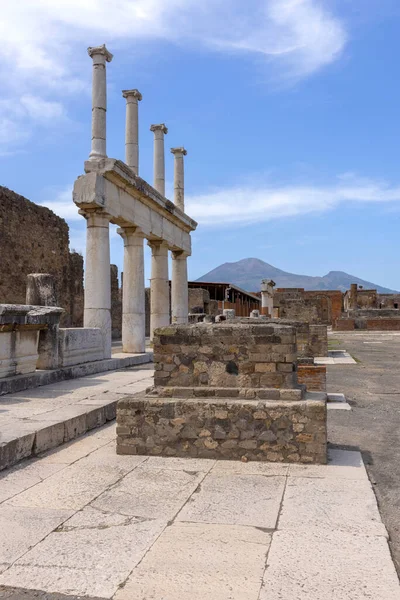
<box><xmin>87</xmin><ymin>44</ymin><xmax>113</xmax><ymax>161</ymax></box>
<box><xmin>122</xmin><ymin>89</ymin><xmax>142</xmax><ymax>174</ymax></box>
<box><xmin>171</xmin><ymin>251</ymin><xmax>189</xmax><ymax>324</ymax></box>
<box><xmin>150</xmin><ymin>124</ymin><xmax>168</xmax><ymax>196</ymax></box>
<box><xmin>118</xmin><ymin>227</ymin><xmax>146</xmax><ymax>353</ymax></box>
<box><xmin>81</xmin><ymin>209</ymin><xmax>112</xmax><ymax>358</ymax></box>
<box><xmin>148</xmin><ymin>240</ymin><xmax>170</xmax><ymax>339</ymax></box>
<box><xmin>170</xmin><ymin>147</ymin><xmax>187</xmax><ymax>211</ymax></box>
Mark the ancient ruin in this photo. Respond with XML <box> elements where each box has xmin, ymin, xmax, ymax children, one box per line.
<box><xmin>73</xmin><ymin>45</ymin><xmax>197</xmax><ymax>358</ymax></box>
<box><xmin>117</xmin><ymin>320</ymin><xmax>327</xmax><ymax>463</ymax></box>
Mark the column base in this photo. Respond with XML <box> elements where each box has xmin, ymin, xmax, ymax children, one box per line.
<box><xmin>84</xmin><ymin>308</ymin><xmax>112</xmax><ymax>359</ymax></box>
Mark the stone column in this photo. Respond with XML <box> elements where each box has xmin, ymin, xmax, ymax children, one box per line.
<box><xmin>261</xmin><ymin>279</ymin><xmax>275</xmax><ymax>317</ymax></box>
<box><xmin>170</xmin><ymin>147</ymin><xmax>187</xmax><ymax>211</ymax></box>
<box><xmin>171</xmin><ymin>251</ymin><xmax>189</xmax><ymax>324</ymax></box>
<box><xmin>148</xmin><ymin>240</ymin><xmax>170</xmax><ymax>339</ymax></box>
<box><xmin>82</xmin><ymin>210</ymin><xmax>112</xmax><ymax>358</ymax></box>
<box><xmin>117</xmin><ymin>227</ymin><xmax>146</xmax><ymax>353</ymax></box>
<box><xmin>87</xmin><ymin>44</ymin><xmax>113</xmax><ymax>161</ymax></box>
<box><xmin>150</xmin><ymin>124</ymin><xmax>168</xmax><ymax>196</ymax></box>
<box><xmin>122</xmin><ymin>89</ymin><xmax>142</xmax><ymax>174</ymax></box>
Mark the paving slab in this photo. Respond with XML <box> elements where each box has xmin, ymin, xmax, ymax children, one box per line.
<box><xmin>288</xmin><ymin>448</ymin><xmax>369</xmax><ymax>480</ymax></box>
<box><xmin>0</xmin><ymin>367</ymin><xmax>154</xmax><ymax>471</ymax></box>
<box><xmin>92</xmin><ymin>464</ymin><xmax>205</xmax><ymax>520</ymax></box>
<box><xmin>279</xmin><ymin>476</ymin><xmax>387</xmax><ymax>536</ymax></box>
<box><xmin>176</xmin><ymin>472</ymin><xmax>286</xmax><ymax>528</ymax></box>
<box><xmin>5</xmin><ymin>454</ymin><xmax>145</xmax><ymax>510</ymax></box>
<box><xmin>0</xmin><ymin>507</ymin><xmax>165</xmax><ymax>599</ymax></box>
<box><xmin>0</xmin><ymin>506</ymin><xmax>73</xmax><ymax>568</ymax></box>
<box><xmin>0</xmin><ymin>461</ymin><xmax>65</xmax><ymax>504</ymax></box>
<box><xmin>260</xmin><ymin>529</ymin><xmax>400</xmax><ymax>600</ymax></box>
<box><xmin>114</xmin><ymin>522</ymin><xmax>271</xmax><ymax>600</ymax></box>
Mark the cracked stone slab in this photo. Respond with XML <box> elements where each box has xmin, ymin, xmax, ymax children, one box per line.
<box><xmin>176</xmin><ymin>473</ymin><xmax>286</xmax><ymax>528</ymax></box>
<box><xmin>279</xmin><ymin>476</ymin><xmax>387</xmax><ymax>536</ymax></box>
<box><xmin>260</xmin><ymin>529</ymin><xmax>400</xmax><ymax>600</ymax></box>
<box><xmin>92</xmin><ymin>464</ymin><xmax>205</xmax><ymax>520</ymax></box>
<box><xmin>0</xmin><ymin>506</ymin><xmax>73</xmax><ymax>567</ymax></box>
<box><xmin>114</xmin><ymin>522</ymin><xmax>271</xmax><ymax>600</ymax></box>
<box><xmin>0</xmin><ymin>460</ymin><xmax>65</xmax><ymax>504</ymax></box>
<box><xmin>212</xmin><ymin>460</ymin><xmax>289</xmax><ymax>476</ymax></box>
<box><xmin>0</xmin><ymin>507</ymin><xmax>165</xmax><ymax>599</ymax></box>
<box><xmin>5</xmin><ymin>453</ymin><xmax>145</xmax><ymax>510</ymax></box>
<box><xmin>146</xmin><ymin>456</ymin><xmax>216</xmax><ymax>472</ymax></box>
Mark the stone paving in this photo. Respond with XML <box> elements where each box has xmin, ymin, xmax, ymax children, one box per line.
<box><xmin>315</xmin><ymin>350</ymin><xmax>356</xmax><ymax>364</ymax></box>
<box><xmin>0</xmin><ymin>423</ymin><xmax>399</xmax><ymax>599</ymax></box>
<box><xmin>0</xmin><ymin>365</ymin><xmax>154</xmax><ymax>470</ymax></box>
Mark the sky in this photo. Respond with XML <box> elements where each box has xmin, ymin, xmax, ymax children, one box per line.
<box><xmin>1</xmin><ymin>0</ymin><xmax>400</xmax><ymax>290</ymax></box>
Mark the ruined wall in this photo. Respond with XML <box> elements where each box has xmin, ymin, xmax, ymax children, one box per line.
<box><xmin>274</xmin><ymin>288</ymin><xmax>342</xmax><ymax>325</ymax></box>
<box><xmin>0</xmin><ymin>186</ymin><xmax>84</xmax><ymax>326</ymax></box>
<box><xmin>378</xmin><ymin>294</ymin><xmax>400</xmax><ymax>309</ymax></box>
<box><xmin>153</xmin><ymin>322</ymin><xmax>298</xmax><ymax>389</ymax></box>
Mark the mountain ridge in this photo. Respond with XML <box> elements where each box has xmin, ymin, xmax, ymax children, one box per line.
<box><xmin>196</xmin><ymin>258</ymin><xmax>397</xmax><ymax>294</ymax></box>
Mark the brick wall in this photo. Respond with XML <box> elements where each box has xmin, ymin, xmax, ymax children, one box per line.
<box><xmin>297</xmin><ymin>364</ymin><xmax>326</xmax><ymax>391</ymax></box>
<box><xmin>366</xmin><ymin>319</ymin><xmax>400</xmax><ymax>331</ymax></box>
<box><xmin>334</xmin><ymin>319</ymin><xmax>355</xmax><ymax>331</ymax></box>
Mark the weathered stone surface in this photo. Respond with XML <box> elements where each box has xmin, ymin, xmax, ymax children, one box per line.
<box><xmin>114</xmin><ymin>522</ymin><xmax>271</xmax><ymax>600</ymax></box>
<box><xmin>153</xmin><ymin>322</ymin><xmax>299</xmax><ymax>389</ymax></box>
<box><xmin>117</xmin><ymin>397</ymin><xmax>327</xmax><ymax>463</ymax></box>
<box><xmin>177</xmin><ymin>472</ymin><xmax>285</xmax><ymax>527</ymax></box>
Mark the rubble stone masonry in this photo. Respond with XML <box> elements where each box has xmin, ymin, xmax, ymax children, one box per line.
<box><xmin>117</xmin><ymin>321</ymin><xmax>327</xmax><ymax>463</ymax></box>
<box><xmin>0</xmin><ymin>186</ymin><xmax>83</xmax><ymax>326</ymax></box>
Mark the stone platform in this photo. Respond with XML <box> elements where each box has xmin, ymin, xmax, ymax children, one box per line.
<box><xmin>0</xmin><ymin>351</ymin><xmax>152</xmax><ymax>396</ymax></box>
<box><xmin>117</xmin><ymin>394</ymin><xmax>326</xmax><ymax>463</ymax></box>
<box><xmin>0</xmin><ymin>427</ymin><xmax>398</xmax><ymax>600</ymax></box>
<box><xmin>117</xmin><ymin>322</ymin><xmax>328</xmax><ymax>463</ymax></box>
<box><xmin>0</xmin><ymin>365</ymin><xmax>154</xmax><ymax>471</ymax></box>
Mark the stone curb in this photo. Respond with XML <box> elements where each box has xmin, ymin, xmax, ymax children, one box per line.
<box><xmin>0</xmin><ymin>353</ymin><xmax>153</xmax><ymax>396</ymax></box>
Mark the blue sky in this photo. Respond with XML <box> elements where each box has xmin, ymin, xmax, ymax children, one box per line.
<box><xmin>1</xmin><ymin>0</ymin><xmax>400</xmax><ymax>289</ymax></box>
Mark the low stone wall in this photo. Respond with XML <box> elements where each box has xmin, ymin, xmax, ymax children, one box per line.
<box><xmin>297</xmin><ymin>364</ymin><xmax>326</xmax><ymax>392</ymax></box>
<box><xmin>334</xmin><ymin>319</ymin><xmax>355</xmax><ymax>331</ymax></box>
<box><xmin>58</xmin><ymin>328</ymin><xmax>105</xmax><ymax>367</ymax></box>
<box><xmin>117</xmin><ymin>396</ymin><xmax>327</xmax><ymax>463</ymax></box>
<box><xmin>153</xmin><ymin>322</ymin><xmax>298</xmax><ymax>389</ymax></box>
<box><xmin>309</xmin><ymin>324</ymin><xmax>328</xmax><ymax>357</ymax></box>
<box><xmin>366</xmin><ymin>319</ymin><xmax>400</xmax><ymax>331</ymax></box>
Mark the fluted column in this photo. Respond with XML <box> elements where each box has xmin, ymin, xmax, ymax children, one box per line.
<box><xmin>171</xmin><ymin>251</ymin><xmax>189</xmax><ymax>324</ymax></box>
<box><xmin>122</xmin><ymin>89</ymin><xmax>142</xmax><ymax>174</ymax></box>
<box><xmin>82</xmin><ymin>210</ymin><xmax>112</xmax><ymax>358</ymax></box>
<box><xmin>148</xmin><ymin>240</ymin><xmax>170</xmax><ymax>339</ymax></box>
<box><xmin>117</xmin><ymin>227</ymin><xmax>145</xmax><ymax>353</ymax></box>
<box><xmin>170</xmin><ymin>147</ymin><xmax>187</xmax><ymax>211</ymax></box>
<box><xmin>87</xmin><ymin>44</ymin><xmax>113</xmax><ymax>161</ymax></box>
<box><xmin>150</xmin><ymin>124</ymin><xmax>168</xmax><ymax>195</ymax></box>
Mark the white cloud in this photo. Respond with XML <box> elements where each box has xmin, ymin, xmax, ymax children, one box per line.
<box><xmin>186</xmin><ymin>174</ymin><xmax>400</xmax><ymax>226</ymax></box>
<box><xmin>0</xmin><ymin>1</ymin><xmax>346</xmax><ymax>153</ymax></box>
<box><xmin>39</xmin><ymin>185</ymin><xmax>82</xmax><ymax>221</ymax></box>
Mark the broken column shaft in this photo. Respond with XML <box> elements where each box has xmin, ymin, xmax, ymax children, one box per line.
<box><xmin>171</xmin><ymin>147</ymin><xmax>187</xmax><ymax>211</ymax></box>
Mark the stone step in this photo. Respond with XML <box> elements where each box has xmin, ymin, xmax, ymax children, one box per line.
<box><xmin>0</xmin><ymin>365</ymin><xmax>154</xmax><ymax>471</ymax></box>
<box><xmin>0</xmin><ymin>352</ymin><xmax>153</xmax><ymax>396</ymax></box>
